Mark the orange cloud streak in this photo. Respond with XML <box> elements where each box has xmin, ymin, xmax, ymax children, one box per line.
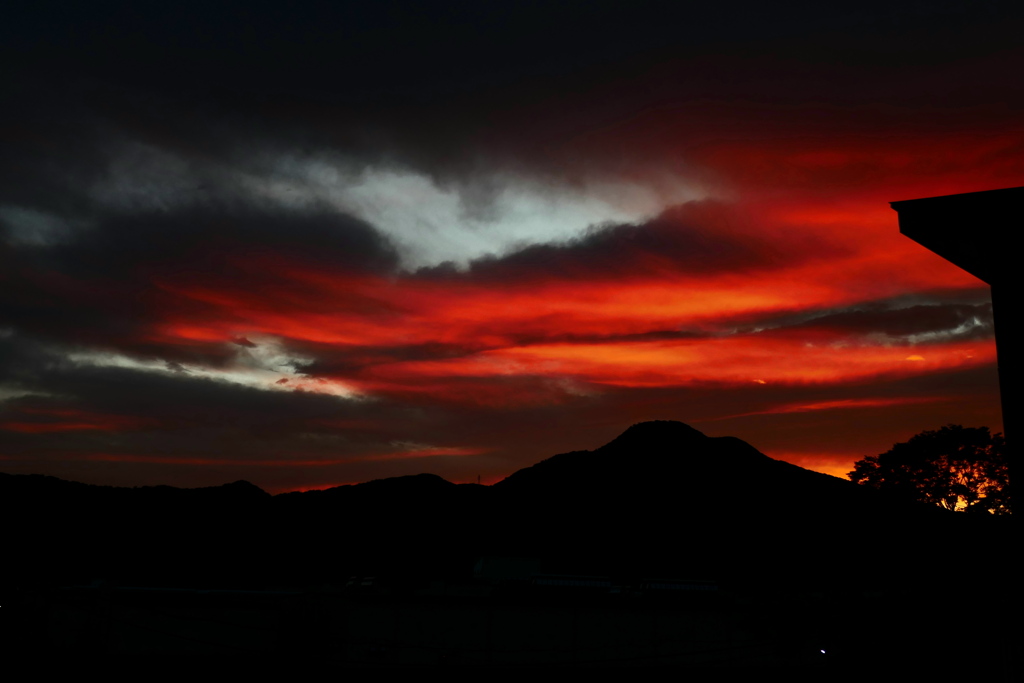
<box><xmin>126</xmin><ymin>211</ymin><xmax>999</xmax><ymax>411</ymax></box>
<box><xmin>150</xmin><ymin>236</ymin><xmax>981</xmax><ymax>354</ymax></box>
<box><xmin>703</xmin><ymin>396</ymin><xmax>948</xmax><ymax>421</ymax></box>
<box><xmin>367</xmin><ymin>335</ymin><xmax>993</xmax><ymax>392</ymax></box>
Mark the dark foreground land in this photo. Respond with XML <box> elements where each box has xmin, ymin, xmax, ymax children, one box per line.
<box><xmin>1</xmin><ymin>421</ymin><xmax>1016</xmax><ymax>671</ymax></box>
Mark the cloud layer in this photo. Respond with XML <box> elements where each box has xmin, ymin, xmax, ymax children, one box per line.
<box><xmin>1</xmin><ymin>1</ymin><xmax>1019</xmax><ymax>490</ymax></box>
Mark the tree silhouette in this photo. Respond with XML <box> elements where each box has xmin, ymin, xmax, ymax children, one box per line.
<box><xmin>848</xmin><ymin>425</ymin><xmax>1010</xmax><ymax>515</ymax></box>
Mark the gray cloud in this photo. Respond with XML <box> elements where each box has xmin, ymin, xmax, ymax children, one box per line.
<box><xmin>417</xmin><ymin>199</ymin><xmax>837</xmax><ymax>282</ymax></box>
<box><xmin>728</xmin><ymin>291</ymin><xmax>994</xmax><ymax>345</ymax></box>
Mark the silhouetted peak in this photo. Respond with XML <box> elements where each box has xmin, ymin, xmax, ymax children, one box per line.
<box><xmin>495</xmin><ymin>420</ymin><xmax>783</xmax><ymax>492</ymax></box>
<box><xmin>600</xmin><ymin>420</ymin><xmax>708</xmax><ymax>452</ymax></box>
<box><xmin>602</xmin><ymin>423</ymin><xmax>775</xmax><ymax>470</ymax></box>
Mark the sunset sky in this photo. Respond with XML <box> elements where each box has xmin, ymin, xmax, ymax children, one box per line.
<box><xmin>2</xmin><ymin>2</ymin><xmax>1021</xmax><ymax>492</ymax></box>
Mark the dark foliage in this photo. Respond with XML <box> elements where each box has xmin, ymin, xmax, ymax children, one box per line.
<box><xmin>848</xmin><ymin>424</ymin><xmax>1010</xmax><ymax>515</ymax></box>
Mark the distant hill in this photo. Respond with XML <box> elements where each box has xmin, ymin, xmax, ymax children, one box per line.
<box><xmin>1</xmin><ymin>421</ymin><xmax>1004</xmax><ymax>589</ymax></box>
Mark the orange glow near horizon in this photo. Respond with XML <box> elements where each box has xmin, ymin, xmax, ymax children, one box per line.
<box><xmin>765</xmin><ymin>453</ymin><xmax>861</xmax><ymax>480</ymax></box>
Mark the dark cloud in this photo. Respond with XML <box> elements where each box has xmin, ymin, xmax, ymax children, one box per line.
<box><xmin>0</xmin><ymin>191</ymin><xmax>843</xmax><ymax>375</ymax></box>
<box><xmin>726</xmin><ymin>290</ymin><xmax>994</xmax><ymax>343</ymax></box>
<box><xmin>8</xmin><ymin>2</ymin><xmax>1021</xmax><ymax>96</ymax></box>
<box><xmin>418</xmin><ymin>200</ymin><xmax>836</xmax><ymax>282</ymax></box>
<box><xmin>1</xmin><ymin>205</ymin><xmax>399</xmax><ymax>356</ymax></box>
<box><xmin>5</xmin><ymin>2</ymin><xmax>1024</xmax><ymax>210</ymax></box>
<box><xmin>0</xmin><ymin>333</ymin><xmax>332</xmax><ymax>424</ymax></box>
<box><xmin>786</xmin><ymin>301</ymin><xmax>992</xmax><ymax>341</ymax></box>
<box><xmin>1</xmin><ymin>329</ymin><xmax>391</xmax><ymax>467</ymax></box>
<box><xmin>0</xmin><ymin>327</ymin><xmax>504</xmax><ymax>490</ymax></box>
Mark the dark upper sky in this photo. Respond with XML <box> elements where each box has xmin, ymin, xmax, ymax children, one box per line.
<box><xmin>2</xmin><ymin>1</ymin><xmax>1020</xmax><ymax>491</ymax></box>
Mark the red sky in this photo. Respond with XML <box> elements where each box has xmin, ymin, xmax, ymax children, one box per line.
<box><xmin>1</xmin><ymin>2</ymin><xmax>1019</xmax><ymax>491</ymax></box>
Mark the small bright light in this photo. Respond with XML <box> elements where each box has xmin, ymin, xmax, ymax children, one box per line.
<box><xmin>820</xmin><ymin>649</ymin><xmax>826</xmax><ymax>654</ymax></box>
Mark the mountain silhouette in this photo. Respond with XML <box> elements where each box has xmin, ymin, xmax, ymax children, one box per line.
<box><xmin>487</xmin><ymin>420</ymin><xmax>966</xmax><ymax>584</ymax></box>
<box><xmin>1</xmin><ymin>421</ymin><xmax>1005</xmax><ymax>590</ymax></box>
<box><xmin>497</xmin><ymin>420</ymin><xmax>834</xmax><ymax>498</ymax></box>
